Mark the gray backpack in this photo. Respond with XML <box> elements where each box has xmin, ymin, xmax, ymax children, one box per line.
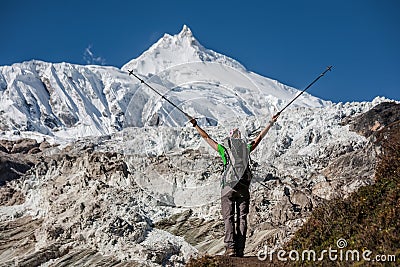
<box><xmin>221</xmin><ymin>137</ymin><xmax>252</xmax><ymax>188</ymax></box>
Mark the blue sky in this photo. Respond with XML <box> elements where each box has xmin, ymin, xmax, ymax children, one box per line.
<box><xmin>1</xmin><ymin>0</ymin><xmax>399</xmax><ymax>102</ymax></box>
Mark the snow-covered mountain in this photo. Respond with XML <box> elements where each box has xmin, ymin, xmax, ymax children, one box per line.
<box><xmin>0</xmin><ymin>25</ymin><xmax>327</xmax><ymax>142</ymax></box>
<box><xmin>122</xmin><ymin>25</ymin><xmax>247</xmax><ymax>75</ymax></box>
<box><xmin>0</xmin><ymin>62</ymin><xmax>131</xmax><ymax>139</ymax></box>
<box><xmin>1</xmin><ymin>25</ymin><xmax>399</xmax><ymax>266</ymax></box>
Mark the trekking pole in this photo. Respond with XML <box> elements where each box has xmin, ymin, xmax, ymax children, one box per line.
<box><xmin>276</xmin><ymin>66</ymin><xmax>332</xmax><ymax>116</ymax></box>
<box><xmin>128</xmin><ymin>70</ymin><xmax>193</xmax><ymax>121</ymax></box>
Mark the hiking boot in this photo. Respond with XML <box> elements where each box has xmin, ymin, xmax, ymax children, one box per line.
<box><xmin>224</xmin><ymin>247</ymin><xmax>235</xmax><ymax>257</ymax></box>
<box><xmin>236</xmin><ymin>249</ymin><xmax>244</xmax><ymax>258</ymax></box>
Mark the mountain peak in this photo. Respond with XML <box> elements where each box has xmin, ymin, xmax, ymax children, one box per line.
<box><xmin>172</xmin><ymin>24</ymin><xmax>200</xmax><ymax>48</ymax></box>
<box><xmin>160</xmin><ymin>25</ymin><xmax>195</xmax><ymax>44</ymax></box>
<box><xmin>178</xmin><ymin>25</ymin><xmax>193</xmax><ymax>39</ymax></box>
<box><xmin>122</xmin><ymin>26</ymin><xmax>246</xmax><ymax>76</ymax></box>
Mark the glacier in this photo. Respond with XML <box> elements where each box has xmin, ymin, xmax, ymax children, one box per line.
<box><xmin>0</xmin><ymin>25</ymin><xmax>398</xmax><ymax>266</ymax></box>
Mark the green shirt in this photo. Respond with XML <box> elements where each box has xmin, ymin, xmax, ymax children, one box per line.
<box><xmin>217</xmin><ymin>142</ymin><xmax>252</xmax><ymax>165</ymax></box>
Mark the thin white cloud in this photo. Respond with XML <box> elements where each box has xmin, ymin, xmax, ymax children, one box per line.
<box><xmin>83</xmin><ymin>45</ymin><xmax>106</xmax><ymax>65</ymax></box>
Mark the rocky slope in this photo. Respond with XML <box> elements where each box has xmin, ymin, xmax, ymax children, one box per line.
<box><xmin>0</xmin><ymin>137</ymin><xmax>196</xmax><ymax>266</ymax></box>
<box><xmin>284</xmin><ymin>103</ymin><xmax>400</xmax><ymax>266</ymax></box>
<box><xmin>1</xmin><ymin>100</ymin><xmax>398</xmax><ymax>266</ymax></box>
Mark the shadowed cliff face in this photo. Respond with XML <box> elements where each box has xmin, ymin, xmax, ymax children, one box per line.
<box><xmin>0</xmin><ymin>154</ymin><xmax>33</xmax><ymax>186</ymax></box>
<box><xmin>0</xmin><ymin>138</ymin><xmax>56</xmax><ymax>186</ymax></box>
<box><xmin>0</xmin><ymin>101</ymin><xmax>399</xmax><ymax>266</ymax></box>
<box><xmin>345</xmin><ymin>102</ymin><xmax>400</xmax><ymax>138</ymax></box>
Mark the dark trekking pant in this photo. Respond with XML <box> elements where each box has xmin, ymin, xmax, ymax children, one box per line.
<box><xmin>221</xmin><ymin>182</ymin><xmax>250</xmax><ymax>252</ymax></box>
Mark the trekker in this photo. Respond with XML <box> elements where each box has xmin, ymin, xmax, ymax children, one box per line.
<box><xmin>190</xmin><ymin>114</ymin><xmax>279</xmax><ymax>257</ymax></box>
